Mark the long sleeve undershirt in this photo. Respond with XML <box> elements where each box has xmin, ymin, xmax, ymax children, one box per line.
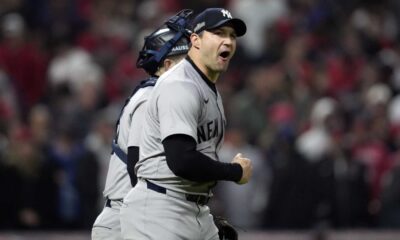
<box><xmin>162</xmin><ymin>134</ymin><xmax>242</xmax><ymax>182</ymax></box>
<box><xmin>127</xmin><ymin>146</ymin><xmax>139</xmax><ymax>186</ymax></box>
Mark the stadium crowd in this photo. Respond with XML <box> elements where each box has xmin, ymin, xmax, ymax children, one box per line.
<box><xmin>0</xmin><ymin>0</ymin><xmax>400</xmax><ymax>232</ymax></box>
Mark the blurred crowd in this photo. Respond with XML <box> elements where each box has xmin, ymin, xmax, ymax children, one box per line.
<box><xmin>0</xmin><ymin>0</ymin><xmax>400</xmax><ymax>232</ymax></box>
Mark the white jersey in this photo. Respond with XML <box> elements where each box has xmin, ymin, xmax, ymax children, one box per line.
<box><xmin>136</xmin><ymin>58</ymin><xmax>226</xmax><ymax>195</ymax></box>
<box><xmin>102</xmin><ymin>78</ymin><xmax>156</xmax><ymax>199</ymax></box>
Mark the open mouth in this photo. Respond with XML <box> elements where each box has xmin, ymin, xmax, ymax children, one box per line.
<box><xmin>219</xmin><ymin>51</ymin><xmax>230</xmax><ymax>60</ymax></box>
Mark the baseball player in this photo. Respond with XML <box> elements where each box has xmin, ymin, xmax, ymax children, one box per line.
<box><xmin>91</xmin><ymin>9</ymin><xmax>193</xmax><ymax>240</ymax></box>
<box><xmin>120</xmin><ymin>8</ymin><xmax>253</xmax><ymax>240</ymax></box>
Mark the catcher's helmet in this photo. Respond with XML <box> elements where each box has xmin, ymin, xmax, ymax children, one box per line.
<box><xmin>137</xmin><ymin>9</ymin><xmax>193</xmax><ymax>76</ymax></box>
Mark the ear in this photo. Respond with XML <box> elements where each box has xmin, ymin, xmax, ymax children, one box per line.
<box><xmin>163</xmin><ymin>58</ymin><xmax>174</xmax><ymax>71</ymax></box>
<box><xmin>190</xmin><ymin>33</ymin><xmax>200</xmax><ymax>50</ymax></box>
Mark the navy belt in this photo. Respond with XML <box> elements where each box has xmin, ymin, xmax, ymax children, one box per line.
<box><xmin>146</xmin><ymin>180</ymin><xmax>210</xmax><ymax>205</ymax></box>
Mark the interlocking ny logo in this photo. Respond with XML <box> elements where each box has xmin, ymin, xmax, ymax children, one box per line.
<box><xmin>221</xmin><ymin>9</ymin><xmax>232</xmax><ymax>19</ymax></box>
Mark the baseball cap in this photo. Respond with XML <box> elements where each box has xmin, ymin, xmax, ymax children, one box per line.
<box><xmin>191</xmin><ymin>8</ymin><xmax>246</xmax><ymax>37</ymax></box>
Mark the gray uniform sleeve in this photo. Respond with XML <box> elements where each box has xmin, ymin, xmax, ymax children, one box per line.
<box><xmin>158</xmin><ymin>81</ymin><xmax>200</xmax><ymax>141</ymax></box>
<box><xmin>127</xmin><ymin>101</ymin><xmax>147</xmax><ymax>148</ymax></box>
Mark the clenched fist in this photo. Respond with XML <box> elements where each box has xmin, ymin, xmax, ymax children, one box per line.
<box><xmin>232</xmin><ymin>153</ymin><xmax>252</xmax><ymax>184</ymax></box>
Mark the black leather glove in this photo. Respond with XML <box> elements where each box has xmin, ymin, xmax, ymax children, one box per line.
<box><xmin>213</xmin><ymin>216</ymin><xmax>238</xmax><ymax>240</ymax></box>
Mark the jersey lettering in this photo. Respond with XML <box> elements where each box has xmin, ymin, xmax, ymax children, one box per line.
<box><xmin>197</xmin><ymin>118</ymin><xmax>220</xmax><ymax>143</ymax></box>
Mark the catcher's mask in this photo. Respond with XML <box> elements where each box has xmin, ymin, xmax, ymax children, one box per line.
<box><xmin>137</xmin><ymin>9</ymin><xmax>193</xmax><ymax>76</ymax></box>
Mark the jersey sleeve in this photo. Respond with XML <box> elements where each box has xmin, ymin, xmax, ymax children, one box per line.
<box><xmin>127</xmin><ymin>101</ymin><xmax>147</xmax><ymax>148</ymax></box>
<box><xmin>158</xmin><ymin>81</ymin><xmax>200</xmax><ymax>141</ymax></box>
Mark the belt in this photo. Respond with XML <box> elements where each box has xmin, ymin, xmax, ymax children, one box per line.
<box><xmin>105</xmin><ymin>198</ymin><xmax>123</xmax><ymax>208</ymax></box>
<box><xmin>145</xmin><ymin>180</ymin><xmax>210</xmax><ymax>205</ymax></box>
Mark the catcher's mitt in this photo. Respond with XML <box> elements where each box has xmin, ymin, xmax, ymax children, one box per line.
<box><xmin>213</xmin><ymin>216</ymin><xmax>238</xmax><ymax>240</ymax></box>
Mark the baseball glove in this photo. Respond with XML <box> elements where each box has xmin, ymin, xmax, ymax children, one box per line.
<box><xmin>213</xmin><ymin>216</ymin><xmax>238</xmax><ymax>240</ymax></box>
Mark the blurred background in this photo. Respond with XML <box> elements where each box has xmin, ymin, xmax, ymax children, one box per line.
<box><xmin>1</xmin><ymin>0</ymin><xmax>400</xmax><ymax>239</ymax></box>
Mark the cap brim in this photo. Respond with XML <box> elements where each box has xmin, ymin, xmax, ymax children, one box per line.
<box><xmin>208</xmin><ymin>18</ymin><xmax>247</xmax><ymax>37</ymax></box>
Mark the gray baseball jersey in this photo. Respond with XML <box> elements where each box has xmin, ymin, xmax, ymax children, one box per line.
<box><xmin>136</xmin><ymin>57</ymin><xmax>226</xmax><ymax>195</ymax></box>
<box><xmin>103</xmin><ymin>83</ymin><xmax>155</xmax><ymax>199</ymax></box>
